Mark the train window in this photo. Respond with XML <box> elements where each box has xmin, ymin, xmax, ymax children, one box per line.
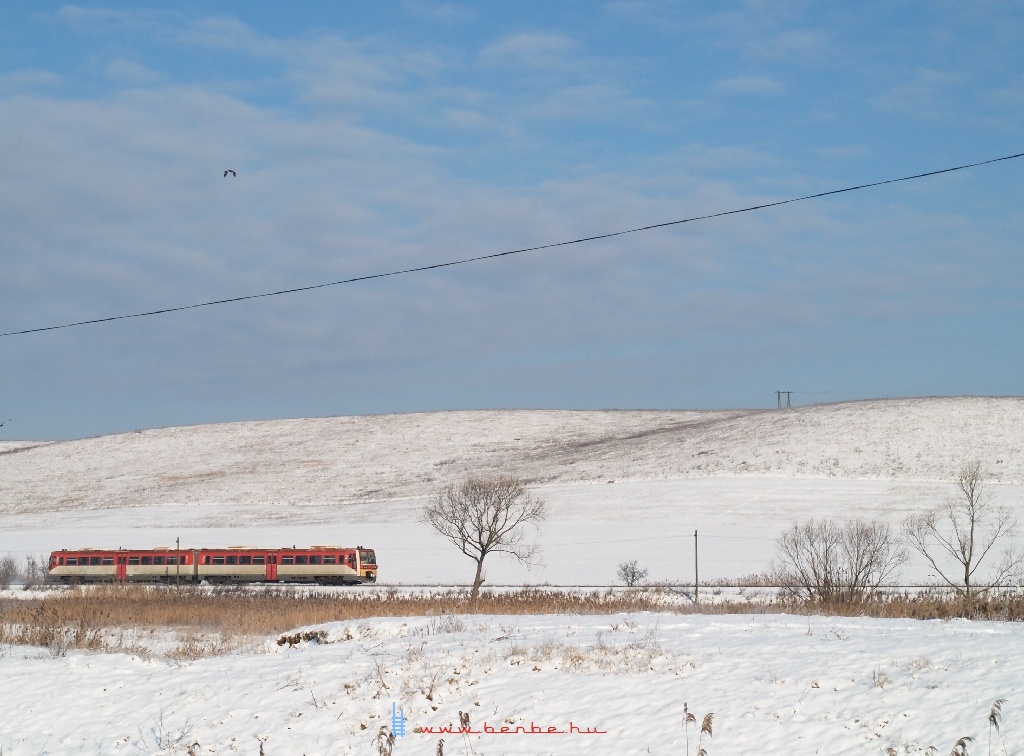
<box><xmin>295</xmin><ymin>555</ymin><xmax>309</xmax><ymax>565</ymax></box>
<box><xmin>323</xmin><ymin>556</ymin><xmax>336</xmax><ymax>564</ymax></box>
<box><xmin>252</xmin><ymin>556</ymin><xmax>265</xmax><ymax>565</ymax></box>
<box><xmin>309</xmin><ymin>555</ymin><xmax>322</xmax><ymax>565</ymax></box>
<box><xmin>239</xmin><ymin>556</ymin><xmax>252</xmax><ymax>565</ymax></box>
<box><xmin>141</xmin><ymin>556</ymin><xmax>153</xmax><ymax>565</ymax></box>
<box><xmin>118</xmin><ymin>557</ymin><xmax>127</xmax><ymax>565</ymax></box>
<box><xmin>202</xmin><ymin>555</ymin><xmax>210</xmax><ymax>565</ymax></box>
<box><xmin>226</xmin><ymin>555</ymin><xmax>238</xmax><ymax>565</ymax></box>
<box><xmin>129</xmin><ymin>557</ymin><xmax>140</xmax><ymax>565</ymax></box>
<box><xmin>166</xmin><ymin>556</ymin><xmax>178</xmax><ymax>565</ymax></box>
<box><xmin>346</xmin><ymin>555</ymin><xmax>355</xmax><ymax>567</ymax></box>
<box><xmin>212</xmin><ymin>556</ymin><xmax>225</xmax><ymax>565</ymax></box>
<box><xmin>102</xmin><ymin>557</ymin><xmax>114</xmax><ymax>565</ymax></box>
<box><xmin>58</xmin><ymin>557</ymin><xmax>65</xmax><ymax>565</ymax></box>
<box><xmin>153</xmin><ymin>557</ymin><xmax>165</xmax><ymax>565</ymax></box>
<box><xmin>66</xmin><ymin>557</ymin><xmax>77</xmax><ymax>566</ymax></box>
<box><xmin>359</xmin><ymin>550</ymin><xmax>376</xmax><ymax>565</ymax></box>
<box><xmin>90</xmin><ymin>557</ymin><xmax>101</xmax><ymax>566</ymax></box>
<box><xmin>281</xmin><ymin>556</ymin><xmax>294</xmax><ymax>565</ymax></box>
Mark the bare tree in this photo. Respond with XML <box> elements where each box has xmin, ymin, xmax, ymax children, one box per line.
<box><xmin>422</xmin><ymin>476</ymin><xmax>546</xmax><ymax>599</ymax></box>
<box><xmin>22</xmin><ymin>554</ymin><xmax>47</xmax><ymax>590</ymax></box>
<box><xmin>773</xmin><ymin>519</ymin><xmax>907</xmax><ymax>603</ymax></box>
<box><xmin>904</xmin><ymin>461</ymin><xmax>1023</xmax><ymax>600</ymax></box>
<box><xmin>616</xmin><ymin>560</ymin><xmax>648</xmax><ymax>587</ymax></box>
<box><xmin>0</xmin><ymin>555</ymin><xmax>19</xmax><ymax>590</ymax></box>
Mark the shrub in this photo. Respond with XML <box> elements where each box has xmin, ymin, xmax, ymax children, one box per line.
<box><xmin>22</xmin><ymin>555</ymin><xmax>46</xmax><ymax>590</ymax></box>
<box><xmin>0</xmin><ymin>556</ymin><xmax>19</xmax><ymax>590</ymax></box>
<box><xmin>616</xmin><ymin>560</ymin><xmax>649</xmax><ymax>587</ymax></box>
<box><xmin>772</xmin><ymin>519</ymin><xmax>907</xmax><ymax>604</ymax></box>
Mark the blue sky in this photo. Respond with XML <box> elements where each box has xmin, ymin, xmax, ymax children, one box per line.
<box><xmin>1</xmin><ymin>2</ymin><xmax>1022</xmax><ymax>440</ymax></box>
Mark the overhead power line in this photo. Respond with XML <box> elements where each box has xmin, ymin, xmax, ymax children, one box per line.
<box><xmin>3</xmin><ymin>150</ymin><xmax>1022</xmax><ymax>338</ymax></box>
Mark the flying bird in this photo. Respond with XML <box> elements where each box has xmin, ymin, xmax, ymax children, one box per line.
<box><xmin>0</xmin><ymin>419</ymin><xmax>10</xmax><ymax>427</ymax></box>
<box><xmin>223</xmin><ymin>169</ymin><xmax>236</xmax><ymax>177</ymax></box>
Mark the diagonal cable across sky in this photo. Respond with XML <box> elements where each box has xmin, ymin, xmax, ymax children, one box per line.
<box><xmin>4</xmin><ymin>150</ymin><xmax>1021</xmax><ymax>339</ymax></box>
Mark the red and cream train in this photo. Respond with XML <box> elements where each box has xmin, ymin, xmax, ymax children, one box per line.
<box><xmin>47</xmin><ymin>545</ymin><xmax>378</xmax><ymax>585</ymax></box>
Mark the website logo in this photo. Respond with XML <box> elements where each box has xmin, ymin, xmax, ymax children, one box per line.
<box><xmin>392</xmin><ymin>702</ymin><xmax>407</xmax><ymax>738</ymax></box>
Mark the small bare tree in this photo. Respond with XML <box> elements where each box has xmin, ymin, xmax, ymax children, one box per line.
<box><xmin>22</xmin><ymin>554</ymin><xmax>47</xmax><ymax>590</ymax></box>
<box><xmin>773</xmin><ymin>519</ymin><xmax>907</xmax><ymax>603</ymax></box>
<box><xmin>423</xmin><ymin>476</ymin><xmax>546</xmax><ymax>599</ymax></box>
<box><xmin>616</xmin><ymin>560</ymin><xmax>648</xmax><ymax>587</ymax></box>
<box><xmin>0</xmin><ymin>555</ymin><xmax>20</xmax><ymax>590</ymax></box>
<box><xmin>904</xmin><ymin>461</ymin><xmax>1023</xmax><ymax>600</ymax></box>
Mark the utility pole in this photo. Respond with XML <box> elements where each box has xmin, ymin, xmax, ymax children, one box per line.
<box><xmin>776</xmin><ymin>391</ymin><xmax>792</xmax><ymax>409</ymax></box>
<box><xmin>176</xmin><ymin>536</ymin><xmax>180</xmax><ymax>585</ymax></box>
<box><xmin>694</xmin><ymin>530</ymin><xmax>699</xmax><ymax>605</ymax></box>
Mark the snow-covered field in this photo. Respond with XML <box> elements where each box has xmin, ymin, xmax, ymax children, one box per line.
<box><xmin>2</xmin><ymin>398</ymin><xmax>1023</xmax><ymax>754</ymax></box>
<box><xmin>2</xmin><ymin>613</ymin><xmax>1022</xmax><ymax>755</ymax></box>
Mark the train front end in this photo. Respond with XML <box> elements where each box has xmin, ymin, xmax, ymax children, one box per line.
<box><xmin>357</xmin><ymin>548</ymin><xmax>377</xmax><ymax>583</ymax></box>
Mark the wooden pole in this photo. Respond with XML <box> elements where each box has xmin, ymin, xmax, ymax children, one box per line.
<box><xmin>694</xmin><ymin>529</ymin><xmax>699</xmax><ymax>605</ymax></box>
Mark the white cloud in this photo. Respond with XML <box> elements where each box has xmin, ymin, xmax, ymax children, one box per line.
<box><xmin>402</xmin><ymin>1</ymin><xmax>477</xmax><ymax>24</ymax></box>
<box><xmin>288</xmin><ymin>35</ymin><xmax>450</xmax><ymax>115</ymax></box>
<box><xmin>176</xmin><ymin>16</ymin><xmax>285</xmax><ymax>57</ymax></box>
<box><xmin>56</xmin><ymin>5</ymin><xmax>177</xmax><ymax>33</ymax></box>
<box><xmin>981</xmin><ymin>76</ymin><xmax>1024</xmax><ymax>112</ymax></box>
<box><xmin>714</xmin><ymin>75</ymin><xmax>785</xmax><ymax>96</ymax></box>
<box><xmin>610</xmin><ymin>3</ymin><xmax>832</xmax><ymax>66</ymax></box>
<box><xmin>0</xmin><ymin>69</ymin><xmax>62</xmax><ymax>94</ymax></box>
<box><xmin>518</xmin><ymin>82</ymin><xmax>641</xmax><ymax>122</ymax></box>
<box><xmin>873</xmin><ymin>67</ymin><xmax>964</xmax><ymax>117</ymax></box>
<box><xmin>442</xmin><ymin>106</ymin><xmax>498</xmax><ymax>131</ymax></box>
<box><xmin>104</xmin><ymin>59</ymin><xmax>160</xmax><ymax>84</ymax></box>
<box><xmin>763</xmin><ymin>28</ymin><xmax>830</xmax><ymax>61</ymax></box>
<box><xmin>477</xmin><ymin>32</ymin><xmax>579</xmax><ymax>69</ymax></box>
<box><xmin>814</xmin><ymin>145</ymin><xmax>871</xmax><ymax>159</ymax></box>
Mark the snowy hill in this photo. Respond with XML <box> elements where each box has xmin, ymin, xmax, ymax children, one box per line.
<box><xmin>2</xmin><ymin>397</ymin><xmax>1022</xmax><ymax>583</ymax></box>
<box><xmin>1</xmin><ymin>397</ymin><xmax>1022</xmax><ymax>514</ymax></box>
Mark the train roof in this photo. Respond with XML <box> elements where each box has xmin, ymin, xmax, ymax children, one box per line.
<box><xmin>52</xmin><ymin>545</ymin><xmax>374</xmax><ymax>552</ymax></box>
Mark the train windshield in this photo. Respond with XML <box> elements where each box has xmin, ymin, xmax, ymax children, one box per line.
<box><xmin>359</xmin><ymin>550</ymin><xmax>376</xmax><ymax>565</ymax></box>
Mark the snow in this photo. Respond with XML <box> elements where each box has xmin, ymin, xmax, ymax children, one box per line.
<box><xmin>1</xmin><ymin>613</ymin><xmax>1022</xmax><ymax>754</ymax></box>
<box><xmin>3</xmin><ymin>398</ymin><xmax>1024</xmax><ymax>515</ymax></box>
<box><xmin>2</xmin><ymin>398</ymin><xmax>1023</xmax><ymax>583</ymax></box>
<box><xmin>2</xmin><ymin>475</ymin><xmax>999</xmax><ymax>584</ymax></box>
<box><xmin>1</xmin><ymin>398</ymin><xmax>1023</xmax><ymax>754</ymax></box>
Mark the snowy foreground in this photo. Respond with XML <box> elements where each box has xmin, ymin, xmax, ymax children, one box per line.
<box><xmin>1</xmin><ymin>612</ymin><xmax>1022</xmax><ymax>755</ymax></box>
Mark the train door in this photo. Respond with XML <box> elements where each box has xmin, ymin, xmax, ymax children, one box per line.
<box><xmin>116</xmin><ymin>556</ymin><xmax>127</xmax><ymax>582</ymax></box>
<box><xmin>266</xmin><ymin>553</ymin><xmax>278</xmax><ymax>581</ymax></box>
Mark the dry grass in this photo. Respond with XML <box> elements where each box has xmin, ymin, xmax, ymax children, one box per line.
<box><xmin>0</xmin><ymin>585</ymin><xmax>701</xmax><ymax>647</ymax></box>
<box><xmin>1</xmin><ymin>585</ymin><xmax>1022</xmax><ymax>658</ymax></box>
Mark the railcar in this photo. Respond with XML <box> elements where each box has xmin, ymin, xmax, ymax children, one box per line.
<box><xmin>47</xmin><ymin>545</ymin><xmax>377</xmax><ymax>585</ymax></box>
